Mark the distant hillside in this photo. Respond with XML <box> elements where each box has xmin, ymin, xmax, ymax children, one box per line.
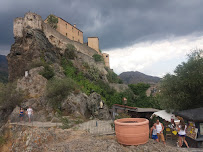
<box><xmin>0</xmin><ymin>55</ymin><xmax>8</xmax><ymax>83</ymax></box>
<box><xmin>119</xmin><ymin>71</ymin><xmax>161</xmax><ymax>84</ymax></box>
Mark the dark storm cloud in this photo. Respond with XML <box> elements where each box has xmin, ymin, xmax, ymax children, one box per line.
<box><xmin>1</xmin><ymin>0</ymin><xmax>203</xmax><ymax>55</ymax></box>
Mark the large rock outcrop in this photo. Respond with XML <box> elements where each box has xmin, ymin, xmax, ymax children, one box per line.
<box><xmin>5</xmin><ymin>12</ymin><xmax>111</xmax><ymax>125</ymax></box>
<box><xmin>87</xmin><ymin>92</ymin><xmax>111</xmax><ymax>120</ymax></box>
<box><xmin>8</xmin><ymin>12</ymin><xmax>107</xmax><ymax>82</ymax></box>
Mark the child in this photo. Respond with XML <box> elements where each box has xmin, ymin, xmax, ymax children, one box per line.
<box><xmin>150</xmin><ymin>123</ymin><xmax>159</xmax><ymax>142</ymax></box>
<box><xmin>19</xmin><ymin>107</ymin><xmax>24</xmax><ymax>122</ymax></box>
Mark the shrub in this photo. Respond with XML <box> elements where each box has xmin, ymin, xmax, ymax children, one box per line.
<box><xmin>65</xmin><ymin>44</ymin><xmax>76</xmax><ymax>60</ymax></box>
<box><xmin>47</xmin><ymin>15</ymin><xmax>58</xmax><ymax>29</ymax></box>
<box><xmin>86</xmin><ymin>66</ymin><xmax>100</xmax><ymax>81</ymax></box>
<box><xmin>39</xmin><ymin>65</ymin><xmax>55</xmax><ymax>80</ymax></box>
<box><xmin>46</xmin><ymin>77</ymin><xmax>77</xmax><ymax>109</ymax></box>
<box><xmin>92</xmin><ymin>54</ymin><xmax>104</xmax><ymax>62</ymax></box>
<box><xmin>82</xmin><ymin>62</ymin><xmax>90</xmax><ymax>70</ymax></box>
<box><xmin>0</xmin><ymin>136</ymin><xmax>5</xmax><ymax>146</ymax></box>
<box><xmin>0</xmin><ymin>82</ymin><xmax>24</xmax><ymax>109</ymax></box>
<box><xmin>60</xmin><ymin>117</ymin><xmax>71</xmax><ymax>129</ymax></box>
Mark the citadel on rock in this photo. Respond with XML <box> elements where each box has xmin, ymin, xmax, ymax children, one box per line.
<box><xmin>14</xmin><ymin>12</ymin><xmax>110</xmax><ymax>68</ymax></box>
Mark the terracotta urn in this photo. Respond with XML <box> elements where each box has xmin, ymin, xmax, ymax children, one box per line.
<box><xmin>114</xmin><ymin>118</ymin><xmax>149</xmax><ymax>145</ymax></box>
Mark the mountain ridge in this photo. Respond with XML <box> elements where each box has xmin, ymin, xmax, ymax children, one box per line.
<box><xmin>0</xmin><ymin>54</ymin><xmax>8</xmax><ymax>83</ymax></box>
<box><xmin>119</xmin><ymin>71</ymin><xmax>161</xmax><ymax>84</ymax></box>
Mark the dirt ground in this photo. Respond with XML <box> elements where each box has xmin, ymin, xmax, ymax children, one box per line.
<box><xmin>1</xmin><ymin>122</ymin><xmax>203</xmax><ymax>152</ymax></box>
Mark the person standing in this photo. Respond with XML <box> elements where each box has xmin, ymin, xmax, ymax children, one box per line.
<box><xmin>177</xmin><ymin>120</ymin><xmax>189</xmax><ymax>148</ymax></box>
<box><xmin>155</xmin><ymin>119</ymin><xmax>166</xmax><ymax>145</ymax></box>
<box><xmin>27</xmin><ymin>106</ymin><xmax>33</xmax><ymax>123</ymax></box>
<box><xmin>150</xmin><ymin>123</ymin><xmax>159</xmax><ymax>142</ymax></box>
<box><xmin>19</xmin><ymin>107</ymin><xmax>24</xmax><ymax>122</ymax></box>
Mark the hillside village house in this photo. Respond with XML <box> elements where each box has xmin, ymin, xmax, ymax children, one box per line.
<box><xmin>45</xmin><ymin>15</ymin><xmax>110</xmax><ymax>68</ymax></box>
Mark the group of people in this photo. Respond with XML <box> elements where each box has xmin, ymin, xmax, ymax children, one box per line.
<box><xmin>150</xmin><ymin>119</ymin><xmax>189</xmax><ymax>148</ymax></box>
<box><xmin>19</xmin><ymin>106</ymin><xmax>33</xmax><ymax>123</ymax></box>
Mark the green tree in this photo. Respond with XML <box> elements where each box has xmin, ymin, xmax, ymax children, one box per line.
<box><xmin>159</xmin><ymin>50</ymin><xmax>203</xmax><ymax>111</ymax></box>
<box><xmin>129</xmin><ymin>83</ymin><xmax>150</xmax><ymax>96</ymax></box>
<box><xmin>47</xmin><ymin>15</ymin><xmax>58</xmax><ymax>29</ymax></box>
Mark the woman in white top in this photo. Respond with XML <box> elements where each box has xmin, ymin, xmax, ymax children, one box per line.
<box><xmin>177</xmin><ymin>120</ymin><xmax>189</xmax><ymax>148</ymax></box>
<box><xmin>27</xmin><ymin>106</ymin><xmax>33</xmax><ymax>123</ymax></box>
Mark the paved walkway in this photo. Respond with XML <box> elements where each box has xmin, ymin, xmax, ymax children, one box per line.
<box><xmin>78</xmin><ymin>120</ymin><xmax>115</xmax><ymax>135</ymax></box>
<box><xmin>10</xmin><ymin>120</ymin><xmax>115</xmax><ymax>135</ymax></box>
<box><xmin>10</xmin><ymin>121</ymin><xmax>62</xmax><ymax>128</ymax></box>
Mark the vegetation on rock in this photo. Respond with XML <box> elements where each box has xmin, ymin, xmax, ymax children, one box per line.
<box><xmin>105</xmin><ymin>67</ymin><xmax>123</xmax><ymax>84</ymax></box>
<box><xmin>159</xmin><ymin>50</ymin><xmax>203</xmax><ymax>111</ymax></box>
<box><xmin>39</xmin><ymin>64</ymin><xmax>55</xmax><ymax>80</ymax></box>
<box><xmin>92</xmin><ymin>54</ymin><xmax>104</xmax><ymax>62</ymax></box>
<box><xmin>128</xmin><ymin>83</ymin><xmax>160</xmax><ymax>108</ymax></box>
<box><xmin>0</xmin><ymin>82</ymin><xmax>24</xmax><ymax>109</ymax></box>
<box><xmin>0</xmin><ymin>136</ymin><xmax>5</xmax><ymax>146</ymax></box>
<box><xmin>60</xmin><ymin>57</ymin><xmax>161</xmax><ymax>109</ymax></box>
<box><xmin>46</xmin><ymin>77</ymin><xmax>77</xmax><ymax>109</ymax></box>
<box><xmin>65</xmin><ymin>44</ymin><xmax>77</xmax><ymax>60</ymax></box>
<box><xmin>47</xmin><ymin>15</ymin><xmax>58</xmax><ymax>29</ymax></box>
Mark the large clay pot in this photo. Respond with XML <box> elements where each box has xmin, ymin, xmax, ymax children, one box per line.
<box><xmin>114</xmin><ymin>118</ymin><xmax>149</xmax><ymax>145</ymax></box>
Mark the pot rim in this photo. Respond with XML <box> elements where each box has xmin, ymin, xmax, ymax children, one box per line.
<box><xmin>114</xmin><ymin>118</ymin><xmax>149</xmax><ymax>126</ymax></box>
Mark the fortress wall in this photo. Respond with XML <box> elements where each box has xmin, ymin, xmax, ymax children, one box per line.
<box><xmin>43</xmin><ymin>22</ymin><xmax>98</xmax><ymax>57</ymax></box>
<box><xmin>14</xmin><ymin>12</ymin><xmax>43</xmax><ymax>38</ymax></box>
<box><xmin>88</xmin><ymin>37</ymin><xmax>99</xmax><ymax>53</ymax></box>
<box><xmin>23</xmin><ymin>12</ymin><xmax>43</xmax><ymax>30</ymax></box>
<box><xmin>13</xmin><ymin>18</ymin><xmax>24</xmax><ymax>38</ymax></box>
<box><xmin>102</xmin><ymin>53</ymin><xmax>110</xmax><ymax>68</ymax></box>
<box><xmin>57</xmin><ymin>18</ymin><xmax>84</xmax><ymax>43</ymax></box>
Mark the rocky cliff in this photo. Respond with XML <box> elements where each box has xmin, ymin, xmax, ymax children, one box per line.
<box><xmin>8</xmin><ymin>12</ymin><xmax>106</xmax><ymax>82</ymax></box>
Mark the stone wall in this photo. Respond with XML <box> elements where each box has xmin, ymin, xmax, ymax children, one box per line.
<box><xmin>88</xmin><ymin>37</ymin><xmax>99</xmax><ymax>53</ymax></box>
<box><xmin>102</xmin><ymin>53</ymin><xmax>110</xmax><ymax>68</ymax></box>
<box><xmin>13</xmin><ymin>18</ymin><xmax>23</xmax><ymax>38</ymax></box>
<box><xmin>13</xmin><ymin>12</ymin><xmax>43</xmax><ymax>38</ymax></box>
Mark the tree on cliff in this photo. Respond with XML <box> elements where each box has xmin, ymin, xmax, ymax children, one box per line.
<box><xmin>159</xmin><ymin>50</ymin><xmax>203</xmax><ymax>111</ymax></box>
<box><xmin>47</xmin><ymin>15</ymin><xmax>58</xmax><ymax>29</ymax></box>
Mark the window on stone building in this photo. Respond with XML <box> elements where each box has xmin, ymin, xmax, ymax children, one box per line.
<box><xmin>72</xmin><ymin>27</ymin><xmax>73</xmax><ymax>32</ymax></box>
<box><xmin>66</xmin><ymin>24</ymin><xmax>67</xmax><ymax>29</ymax></box>
<box><xmin>66</xmin><ymin>33</ymin><xmax>67</xmax><ymax>37</ymax></box>
<box><xmin>78</xmin><ymin>31</ymin><xmax>79</xmax><ymax>36</ymax></box>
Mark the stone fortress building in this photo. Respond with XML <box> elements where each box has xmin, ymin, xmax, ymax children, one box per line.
<box><xmin>44</xmin><ymin>14</ymin><xmax>110</xmax><ymax>67</ymax></box>
<box><xmin>44</xmin><ymin>16</ymin><xmax>84</xmax><ymax>44</ymax></box>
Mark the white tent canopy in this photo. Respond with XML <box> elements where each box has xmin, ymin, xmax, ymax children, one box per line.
<box><xmin>151</xmin><ymin>110</ymin><xmax>175</xmax><ymax>122</ymax></box>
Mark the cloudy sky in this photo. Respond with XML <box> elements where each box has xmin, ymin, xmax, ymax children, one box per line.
<box><xmin>1</xmin><ymin>0</ymin><xmax>203</xmax><ymax>77</ymax></box>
